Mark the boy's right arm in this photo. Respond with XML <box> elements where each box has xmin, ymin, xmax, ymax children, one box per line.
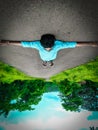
<box><xmin>0</xmin><ymin>41</ymin><xmax>21</xmax><ymax>46</ymax></box>
<box><xmin>0</xmin><ymin>41</ymin><xmax>39</xmax><ymax>49</ymax></box>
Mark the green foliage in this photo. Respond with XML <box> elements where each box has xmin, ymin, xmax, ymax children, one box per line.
<box><xmin>50</xmin><ymin>57</ymin><xmax>98</xmax><ymax>83</ymax></box>
<box><xmin>44</xmin><ymin>81</ymin><xmax>59</xmax><ymax>92</ymax></box>
<box><xmin>0</xmin><ymin>61</ymin><xmax>44</xmax><ymax>83</ymax></box>
<box><xmin>0</xmin><ymin>58</ymin><xmax>98</xmax><ymax>116</ymax></box>
<box><xmin>58</xmin><ymin>79</ymin><xmax>98</xmax><ymax>112</ymax></box>
<box><xmin>57</xmin><ymin>79</ymin><xmax>81</xmax><ymax>95</ymax></box>
<box><xmin>0</xmin><ymin>79</ymin><xmax>46</xmax><ymax>117</ymax></box>
<box><xmin>58</xmin><ymin>79</ymin><xmax>82</xmax><ymax>111</ymax></box>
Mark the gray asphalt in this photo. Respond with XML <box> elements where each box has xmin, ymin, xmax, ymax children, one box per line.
<box><xmin>0</xmin><ymin>45</ymin><xmax>98</xmax><ymax>79</ymax></box>
<box><xmin>0</xmin><ymin>0</ymin><xmax>98</xmax><ymax>79</ymax></box>
<box><xmin>0</xmin><ymin>0</ymin><xmax>98</xmax><ymax>41</ymax></box>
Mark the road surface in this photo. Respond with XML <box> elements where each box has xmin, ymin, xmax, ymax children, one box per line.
<box><xmin>0</xmin><ymin>0</ymin><xmax>98</xmax><ymax>79</ymax></box>
<box><xmin>0</xmin><ymin>0</ymin><xmax>98</xmax><ymax>41</ymax></box>
<box><xmin>0</xmin><ymin>45</ymin><xmax>98</xmax><ymax>79</ymax></box>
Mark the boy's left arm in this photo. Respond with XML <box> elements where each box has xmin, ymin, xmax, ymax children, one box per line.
<box><xmin>76</xmin><ymin>42</ymin><xmax>98</xmax><ymax>47</ymax></box>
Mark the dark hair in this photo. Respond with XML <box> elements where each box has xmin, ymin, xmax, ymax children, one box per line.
<box><xmin>40</xmin><ymin>34</ymin><xmax>56</xmax><ymax>48</ymax></box>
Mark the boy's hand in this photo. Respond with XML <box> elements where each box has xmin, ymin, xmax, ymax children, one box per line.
<box><xmin>0</xmin><ymin>40</ymin><xmax>10</xmax><ymax>46</ymax></box>
<box><xmin>92</xmin><ymin>43</ymin><xmax>98</xmax><ymax>47</ymax></box>
<box><xmin>0</xmin><ymin>40</ymin><xmax>21</xmax><ymax>46</ymax></box>
<box><xmin>77</xmin><ymin>42</ymin><xmax>98</xmax><ymax>47</ymax></box>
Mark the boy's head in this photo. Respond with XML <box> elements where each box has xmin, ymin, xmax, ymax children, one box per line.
<box><xmin>40</xmin><ymin>34</ymin><xmax>56</xmax><ymax>50</ymax></box>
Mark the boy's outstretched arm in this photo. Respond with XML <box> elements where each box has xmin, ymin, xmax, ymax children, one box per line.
<box><xmin>76</xmin><ymin>42</ymin><xmax>98</xmax><ymax>47</ymax></box>
<box><xmin>0</xmin><ymin>41</ymin><xmax>21</xmax><ymax>46</ymax></box>
<box><xmin>0</xmin><ymin>41</ymin><xmax>98</xmax><ymax>47</ymax></box>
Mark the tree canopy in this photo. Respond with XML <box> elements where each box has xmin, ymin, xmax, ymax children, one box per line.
<box><xmin>0</xmin><ymin>79</ymin><xmax>46</xmax><ymax>117</ymax></box>
<box><xmin>58</xmin><ymin>79</ymin><xmax>98</xmax><ymax>112</ymax></box>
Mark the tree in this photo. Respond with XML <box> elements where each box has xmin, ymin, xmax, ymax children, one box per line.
<box><xmin>0</xmin><ymin>79</ymin><xmax>46</xmax><ymax>117</ymax></box>
<box><xmin>58</xmin><ymin>79</ymin><xmax>98</xmax><ymax>112</ymax></box>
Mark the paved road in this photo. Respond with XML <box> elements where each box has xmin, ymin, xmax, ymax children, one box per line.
<box><xmin>0</xmin><ymin>0</ymin><xmax>98</xmax><ymax>79</ymax></box>
<box><xmin>0</xmin><ymin>45</ymin><xmax>98</xmax><ymax>79</ymax></box>
<box><xmin>0</xmin><ymin>0</ymin><xmax>98</xmax><ymax>41</ymax></box>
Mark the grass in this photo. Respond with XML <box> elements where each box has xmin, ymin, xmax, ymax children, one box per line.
<box><xmin>0</xmin><ymin>57</ymin><xmax>98</xmax><ymax>84</ymax></box>
<box><xmin>0</xmin><ymin>61</ymin><xmax>43</xmax><ymax>83</ymax></box>
<box><xmin>50</xmin><ymin>57</ymin><xmax>98</xmax><ymax>83</ymax></box>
